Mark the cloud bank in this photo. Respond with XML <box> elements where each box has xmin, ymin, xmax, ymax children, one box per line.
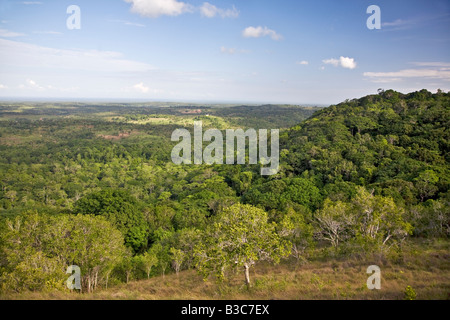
<box><xmin>364</xmin><ymin>62</ymin><xmax>450</xmax><ymax>83</ymax></box>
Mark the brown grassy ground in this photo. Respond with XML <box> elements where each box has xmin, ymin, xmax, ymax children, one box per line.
<box><xmin>2</xmin><ymin>239</ymin><xmax>449</xmax><ymax>300</ymax></box>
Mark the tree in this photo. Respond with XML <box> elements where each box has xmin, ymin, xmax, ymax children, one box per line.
<box><xmin>44</xmin><ymin>214</ymin><xmax>126</xmax><ymax>293</ymax></box>
<box><xmin>314</xmin><ymin>187</ymin><xmax>413</xmax><ymax>253</ymax></box>
<box><xmin>409</xmin><ymin>199</ymin><xmax>449</xmax><ymax>238</ymax></box>
<box><xmin>141</xmin><ymin>251</ymin><xmax>158</xmax><ymax>279</ymax></box>
<box><xmin>169</xmin><ymin>247</ymin><xmax>185</xmax><ymax>276</ymax></box>
<box><xmin>119</xmin><ymin>255</ymin><xmax>134</xmax><ymax>284</ymax></box>
<box><xmin>283</xmin><ymin>178</ymin><xmax>321</xmax><ymax>211</ymax></box>
<box><xmin>0</xmin><ymin>212</ymin><xmax>65</xmax><ymax>293</ymax></box>
<box><xmin>74</xmin><ymin>189</ymin><xmax>148</xmax><ymax>253</ymax></box>
<box><xmin>351</xmin><ymin>187</ymin><xmax>413</xmax><ymax>250</ymax></box>
<box><xmin>102</xmin><ymin>261</ymin><xmax>116</xmax><ymax>289</ymax></box>
<box><xmin>314</xmin><ymin>200</ymin><xmax>355</xmax><ymax>249</ymax></box>
<box><xmin>175</xmin><ymin>228</ymin><xmax>202</xmax><ymax>269</ymax></box>
<box><xmin>194</xmin><ymin>204</ymin><xmax>290</xmax><ymax>288</ymax></box>
<box><xmin>278</xmin><ymin>207</ymin><xmax>314</xmax><ymax>263</ymax></box>
<box><xmin>0</xmin><ymin>211</ymin><xmax>126</xmax><ymax>293</ymax></box>
<box><xmin>415</xmin><ymin>170</ymin><xmax>439</xmax><ymax>202</ymax></box>
<box><xmin>4</xmin><ymin>190</ymin><xmax>17</xmax><ymax>207</ymax></box>
<box><xmin>150</xmin><ymin>242</ymin><xmax>170</xmax><ymax>277</ymax></box>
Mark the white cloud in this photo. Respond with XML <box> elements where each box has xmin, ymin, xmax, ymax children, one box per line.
<box><xmin>123</xmin><ymin>82</ymin><xmax>163</xmax><ymax>95</ymax></box>
<box><xmin>133</xmin><ymin>82</ymin><xmax>150</xmax><ymax>93</ymax></box>
<box><xmin>382</xmin><ymin>19</ymin><xmax>408</xmax><ymax>27</ymax></box>
<box><xmin>124</xmin><ymin>0</ymin><xmax>192</xmax><ymax>18</ymax></box>
<box><xmin>221</xmin><ymin>46</ymin><xmax>236</xmax><ymax>55</ymax></box>
<box><xmin>322</xmin><ymin>58</ymin><xmax>339</xmax><ymax>67</ymax></box>
<box><xmin>0</xmin><ymin>29</ymin><xmax>25</xmax><ymax>38</ymax></box>
<box><xmin>411</xmin><ymin>62</ymin><xmax>450</xmax><ymax>68</ymax></box>
<box><xmin>242</xmin><ymin>26</ymin><xmax>283</xmax><ymax>41</ymax></box>
<box><xmin>17</xmin><ymin>79</ymin><xmax>78</xmax><ymax>93</ymax></box>
<box><xmin>124</xmin><ymin>22</ymin><xmax>146</xmax><ymax>27</ymax></box>
<box><xmin>109</xmin><ymin>19</ymin><xmax>146</xmax><ymax>27</ymax></box>
<box><xmin>200</xmin><ymin>2</ymin><xmax>239</xmax><ymax>18</ymax></box>
<box><xmin>364</xmin><ymin>61</ymin><xmax>450</xmax><ymax>85</ymax></box>
<box><xmin>365</xmin><ymin>77</ymin><xmax>403</xmax><ymax>84</ymax></box>
<box><xmin>0</xmin><ymin>84</ymin><xmax>7</xmax><ymax>89</ymax></box>
<box><xmin>364</xmin><ymin>67</ymin><xmax>450</xmax><ymax>81</ymax></box>
<box><xmin>22</xmin><ymin>2</ymin><xmax>42</xmax><ymax>5</ymax></box>
<box><xmin>381</xmin><ymin>17</ymin><xmax>423</xmax><ymax>31</ymax></box>
<box><xmin>340</xmin><ymin>57</ymin><xmax>357</xmax><ymax>69</ymax></box>
<box><xmin>323</xmin><ymin>56</ymin><xmax>357</xmax><ymax>69</ymax></box>
<box><xmin>380</xmin><ymin>14</ymin><xmax>450</xmax><ymax>31</ymax></box>
<box><xmin>220</xmin><ymin>46</ymin><xmax>248</xmax><ymax>55</ymax></box>
<box><xmin>124</xmin><ymin>1</ymin><xmax>239</xmax><ymax>20</ymax></box>
<box><xmin>0</xmin><ymin>38</ymin><xmax>154</xmax><ymax>73</ymax></box>
<box><xmin>296</xmin><ymin>60</ymin><xmax>309</xmax><ymax>66</ymax></box>
<box><xmin>24</xmin><ymin>79</ymin><xmax>44</xmax><ymax>91</ymax></box>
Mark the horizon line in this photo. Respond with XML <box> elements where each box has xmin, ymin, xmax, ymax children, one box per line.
<box><xmin>0</xmin><ymin>96</ymin><xmax>331</xmax><ymax>107</ymax></box>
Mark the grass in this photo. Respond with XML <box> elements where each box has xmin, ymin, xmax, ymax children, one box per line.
<box><xmin>2</xmin><ymin>239</ymin><xmax>449</xmax><ymax>300</ymax></box>
<box><xmin>114</xmin><ymin>114</ymin><xmax>235</xmax><ymax>130</ymax></box>
<box><xmin>0</xmin><ymin>134</ymin><xmax>45</xmax><ymax>146</ymax></box>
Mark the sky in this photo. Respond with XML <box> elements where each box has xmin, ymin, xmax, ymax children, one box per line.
<box><xmin>0</xmin><ymin>0</ymin><xmax>449</xmax><ymax>105</ymax></box>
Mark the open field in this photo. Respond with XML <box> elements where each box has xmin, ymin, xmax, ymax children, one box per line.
<box><xmin>0</xmin><ymin>103</ymin><xmax>318</xmax><ymax>129</ymax></box>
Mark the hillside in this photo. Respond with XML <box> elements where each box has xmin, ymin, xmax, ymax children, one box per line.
<box><xmin>0</xmin><ymin>90</ymin><xmax>448</xmax><ymax>299</ymax></box>
<box><xmin>282</xmin><ymin>89</ymin><xmax>449</xmax><ymax>204</ymax></box>
<box><xmin>244</xmin><ymin>89</ymin><xmax>449</xmax><ymax>212</ymax></box>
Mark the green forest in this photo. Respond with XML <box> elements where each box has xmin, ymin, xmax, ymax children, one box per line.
<box><xmin>0</xmin><ymin>89</ymin><xmax>448</xmax><ymax>299</ymax></box>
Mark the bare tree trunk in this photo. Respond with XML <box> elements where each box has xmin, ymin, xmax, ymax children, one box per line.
<box><xmin>244</xmin><ymin>264</ymin><xmax>251</xmax><ymax>288</ymax></box>
<box><xmin>94</xmin><ymin>271</ymin><xmax>98</xmax><ymax>290</ymax></box>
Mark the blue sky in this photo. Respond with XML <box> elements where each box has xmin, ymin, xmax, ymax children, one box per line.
<box><xmin>0</xmin><ymin>0</ymin><xmax>449</xmax><ymax>104</ymax></box>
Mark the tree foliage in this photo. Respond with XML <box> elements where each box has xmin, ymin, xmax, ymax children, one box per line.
<box><xmin>0</xmin><ymin>90</ymin><xmax>448</xmax><ymax>293</ymax></box>
<box><xmin>74</xmin><ymin>189</ymin><xmax>148</xmax><ymax>253</ymax></box>
<box><xmin>0</xmin><ymin>211</ymin><xmax>126</xmax><ymax>293</ymax></box>
<box><xmin>194</xmin><ymin>204</ymin><xmax>290</xmax><ymax>287</ymax></box>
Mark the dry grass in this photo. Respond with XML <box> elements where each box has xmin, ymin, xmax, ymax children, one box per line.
<box><xmin>2</xmin><ymin>239</ymin><xmax>449</xmax><ymax>300</ymax></box>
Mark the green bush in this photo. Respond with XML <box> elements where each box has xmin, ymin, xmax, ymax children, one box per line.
<box><xmin>404</xmin><ymin>285</ymin><xmax>417</xmax><ymax>300</ymax></box>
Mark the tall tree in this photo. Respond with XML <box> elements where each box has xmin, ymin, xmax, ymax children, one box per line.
<box><xmin>74</xmin><ymin>189</ymin><xmax>148</xmax><ymax>253</ymax></box>
<box><xmin>141</xmin><ymin>251</ymin><xmax>158</xmax><ymax>279</ymax></box>
<box><xmin>314</xmin><ymin>200</ymin><xmax>355</xmax><ymax>249</ymax></box>
<box><xmin>194</xmin><ymin>204</ymin><xmax>290</xmax><ymax>288</ymax></box>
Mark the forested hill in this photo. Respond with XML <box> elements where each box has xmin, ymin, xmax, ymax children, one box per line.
<box><xmin>279</xmin><ymin>89</ymin><xmax>449</xmax><ymax>205</ymax></box>
<box><xmin>1</xmin><ymin>90</ymin><xmax>449</xmax><ymax>296</ymax></box>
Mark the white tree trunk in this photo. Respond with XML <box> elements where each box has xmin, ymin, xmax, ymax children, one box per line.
<box><xmin>244</xmin><ymin>264</ymin><xmax>251</xmax><ymax>288</ymax></box>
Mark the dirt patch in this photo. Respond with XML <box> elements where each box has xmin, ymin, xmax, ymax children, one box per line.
<box><xmin>99</xmin><ymin>132</ymin><xmax>131</xmax><ymax>141</ymax></box>
<box><xmin>180</xmin><ymin>109</ymin><xmax>203</xmax><ymax>114</ymax></box>
<box><xmin>98</xmin><ymin>131</ymin><xmax>141</xmax><ymax>141</ymax></box>
<box><xmin>0</xmin><ymin>136</ymin><xmax>23</xmax><ymax>146</ymax></box>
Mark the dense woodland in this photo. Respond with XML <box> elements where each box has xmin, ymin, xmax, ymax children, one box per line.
<box><xmin>0</xmin><ymin>90</ymin><xmax>448</xmax><ymax>295</ymax></box>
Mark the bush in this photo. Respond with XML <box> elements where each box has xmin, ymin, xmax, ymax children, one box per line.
<box><xmin>404</xmin><ymin>285</ymin><xmax>417</xmax><ymax>300</ymax></box>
